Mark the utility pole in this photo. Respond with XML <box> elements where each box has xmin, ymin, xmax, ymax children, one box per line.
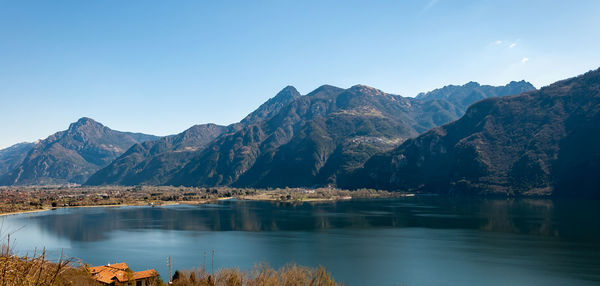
<box><xmin>168</xmin><ymin>256</ymin><xmax>172</xmax><ymax>284</ymax></box>
<box><xmin>211</xmin><ymin>250</ymin><xmax>214</xmax><ymax>276</ymax></box>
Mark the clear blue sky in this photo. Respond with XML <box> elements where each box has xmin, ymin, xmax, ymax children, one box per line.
<box><xmin>1</xmin><ymin>0</ymin><xmax>599</xmax><ymax>149</ymax></box>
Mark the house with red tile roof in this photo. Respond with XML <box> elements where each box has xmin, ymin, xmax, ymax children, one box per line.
<box><xmin>89</xmin><ymin>262</ymin><xmax>160</xmax><ymax>286</ymax></box>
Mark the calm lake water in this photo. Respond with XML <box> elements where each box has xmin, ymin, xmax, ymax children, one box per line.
<box><xmin>1</xmin><ymin>197</ymin><xmax>599</xmax><ymax>285</ymax></box>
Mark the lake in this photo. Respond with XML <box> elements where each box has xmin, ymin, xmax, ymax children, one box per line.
<box><xmin>1</xmin><ymin>197</ymin><xmax>599</xmax><ymax>285</ymax></box>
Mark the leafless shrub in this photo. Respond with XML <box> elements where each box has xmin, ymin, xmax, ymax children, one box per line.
<box><xmin>0</xmin><ymin>233</ymin><xmax>96</xmax><ymax>286</ymax></box>
<box><xmin>172</xmin><ymin>263</ymin><xmax>341</xmax><ymax>286</ymax></box>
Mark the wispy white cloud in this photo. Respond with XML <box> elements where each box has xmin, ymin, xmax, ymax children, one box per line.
<box><xmin>419</xmin><ymin>0</ymin><xmax>439</xmax><ymax>15</ymax></box>
<box><xmin>521</xmin><ymin>57</ymin><xmax>529</xmax><ymax>63</ymax></box>
<box><xmin>509</xmin><ymin>43</ymin><xmax>517</xmax><ymax>48</ymax></box>
<box><xmin>494</xmin><ymin>40</ymin><xmax>503</xmax><ymax>45</ymax></box>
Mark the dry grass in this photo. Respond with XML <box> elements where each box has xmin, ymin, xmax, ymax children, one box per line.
<box><xmin>0</xmin><ymin>236</ymin><xmax>96</xmax><ymax>286</ymax></box>
<box><xmin>1</xmin><ymin>232</ymin><xmax>340</xmax><ymax>286</ymax></box>
<box><xmin>172</xmin><ymin>263</ymin><xmax>341</xmax><ymax>286</ymax></box>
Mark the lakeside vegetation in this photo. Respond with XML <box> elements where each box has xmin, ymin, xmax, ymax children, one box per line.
<box><xmin>171</xmin><ymin>264</ymin><xmax>339</xmax><ymax>286</ymax></box>
<box><xmin>0</xmin><ymin>185</ymin><xmax>404</xmax><ymax>215</ymax></box>
<box><xmin>1</xmin><ymin>237</ymin><xmax>339</xmax><ymax>286</ymax></box>
<box><xmin>0</xmin><ymin>234</ymin><xmax>97</xmax><ymax>285</ymax></box>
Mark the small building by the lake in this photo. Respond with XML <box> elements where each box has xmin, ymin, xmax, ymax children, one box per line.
<box><xmin>89</xmin><ymin>262</ymin><xmax>159</xmax><ymax>286</ymax></box>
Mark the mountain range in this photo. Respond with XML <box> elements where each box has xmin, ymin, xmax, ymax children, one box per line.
<box><xmin>11</xmin><ymin>74</ymin><xmax>596</xmax><ymax>197</ymax></box>
<box><xmin>341</xmin><ymin>68</ymin><xmax>600</xmax><ymax>198</ymax></box>
<box><xmin>85</xmin><ymin>86</ymin><xmax>303</xmax><ymax>186</ymax></box>
<box><xmin>0</xmin><ymin>118</ymin><xmax>158</xmax><ymax>185</ymax></box>
<box><xmin>85</xmin><ymin>81</ymin><xmax>533</xmax><ymax>188</ymax></box>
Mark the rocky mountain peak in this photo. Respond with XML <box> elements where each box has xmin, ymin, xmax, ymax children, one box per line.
<box><xmin>349</xmin><ymin>84</ymin><xmax>386</xmax><ymax>96</ymax></box>
<box><xmin>506</xmin><ymin>80</ymin><xmax>535</xmax><ymax>90</ymax></box>
<box><xmin>275</xmin><ymin>86</ymin><xmax>301</xmax><ymax>100</ymax></box>
<box><xmin>67</xmin><ymin>117</ymin><xmax>104</xmax><ymax>132</ymax></box>
<box><xmin>240</xmin><ymin>86</ymin><xmax>302</xmax><ymax>125</ymax></box>
<box><xmin>415</xmin><ymin>80</ymin><xmax>536</xmax><ymax>102</ymax></box>
<box><xmin>0</xmin><ymin>118</ymin><xmax>157</xmax><ymax>185</ymax></box>
<box><xmin>306</xmin><ymin>85</ymin><xmax>345</xmax><ymax>97</ymax></box>
<box><xmin>464</xmin><ymin>81</ymin><xmax>480</xmax><ymax>88</ymax></box>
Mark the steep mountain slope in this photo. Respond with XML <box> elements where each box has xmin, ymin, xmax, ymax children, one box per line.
<box><xmin>0</xmin><ymin>118</ymin><xmax>158</xmax><ymax>185</ymax></box>
<box><xmin>343</xmin><ymin>68</ymin><xmax>600</xmax><ymax>197</ymax></box>
<box><xmin>169</xmin><ymin>85</ymin><xmax>405</xmax><ymax>187</ymax></box>
<box><xmin>165</xmin><ymin>81</ymin><xmax>533</xmax><ymax>188</ymax></box>
<box><xmin>85</xmin><ymin>86</ymin><xmax>302</xmax><ymax>186</ymax></box>
<box><xmin>240</xmin><ymin>85</ymin><xmax>302</xmax><ymax>125</ymax></box>
<box><xmin>0</xmin><ymin>142</ymin><xmax>34</xmax><ymax>177</ymax></box>
<box><xmin>85</xmin><ymin>124</ymin><xmax>228</xmax><ymax>185</ymax></box>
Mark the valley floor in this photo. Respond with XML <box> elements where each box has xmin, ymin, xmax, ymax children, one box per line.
<box><xmin>0</xmin><ymin>185</ymin><xmax>404</xmax><ymax>215</ymax></box>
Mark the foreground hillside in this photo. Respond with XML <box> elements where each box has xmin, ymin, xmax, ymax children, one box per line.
<box><xmin>342</xmin><ymin>68</ymin><xmax>600</xmax><ymax>198</ymax></box>
<box><xmin>0</xmin><ymin>118</ymin><xmax>158</xmax><ymax>185</ymax></box>
<box><xmin>89</xmin><ymin>81</ymin><xmax>533</xmax><ymax>187</ymax></box>
<box><xmin>0</xmin><ymin>238</ymin><xmax>339</xmax><ymax>286</ymax></box>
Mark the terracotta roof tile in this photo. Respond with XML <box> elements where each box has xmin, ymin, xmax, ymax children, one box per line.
<box><xmin>109</xmin><ymin>262</ymin><xmax>129</xmax><ymax>270</ymax></box>
<box><xmin>90</xmin><ymin>262</ymin><xmax>157</xmax><ymax>284</ymax></box>
<box><xmin>133</xmin><ymin>269</ymin><xmax>159</xmax><ymax>280</ymax></box>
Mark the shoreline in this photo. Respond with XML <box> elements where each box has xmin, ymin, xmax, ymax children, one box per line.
<box><xmin>0</xmin><ymin>208</ymin><xmax>50</xmax><ymax>217</ymax></box>
<box><xmin>0</xmin><ymin>195</ymin><xmax>400</xmax><ymax>217</ymax></box>
<box><xmin>0</xmin><ymin>186</ymin><xmax>416</xmax><ymax>217</ymax></box>
<box><xmin>0</xmin><ymin>203</ymin><xmax>154</xmax><ymax>217</ymax></box>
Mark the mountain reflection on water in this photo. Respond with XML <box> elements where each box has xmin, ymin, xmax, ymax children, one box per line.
<box><xmin>12</xmin><ymin>197</ymin><xmax>599</xmax><ymax>242</ymax></box>
<box><xmin>3</xmin><ymin>197</ymin><xmax>599</xmax><ymax>286</ymax></box>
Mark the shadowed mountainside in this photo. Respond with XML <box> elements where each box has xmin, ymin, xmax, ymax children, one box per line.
<box><xmin>0</xmin><ymin>142</ymin><xmax>34</xmax><ymax>177</ymax></box>
<box><xmin>85</xmin><ymin>86</ymin><xmax>303</xmax><ymax>186</ymax></box>
<box><xmin>85</xmin><ymin>124</ymin><xmax>228</xmax><ymax>185</ymax></box>
<box><xmin>0</xmin><ymin>118</ymin><xmax>158</xmax><ymax>185</ymax></box>
<box><xmin>163</xmin><ymin>81</ymin><xmax>533</xmax><ymax>188</ymax></box>
<box><xmin>341</xmin><ymin>68</ymin><xmax>600</xmax><ymax>198</ymax></box>
<box><xmin>0</xmin><ymin>80</ymin><xmax>534</xmax><ymax>188</ymax></box>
